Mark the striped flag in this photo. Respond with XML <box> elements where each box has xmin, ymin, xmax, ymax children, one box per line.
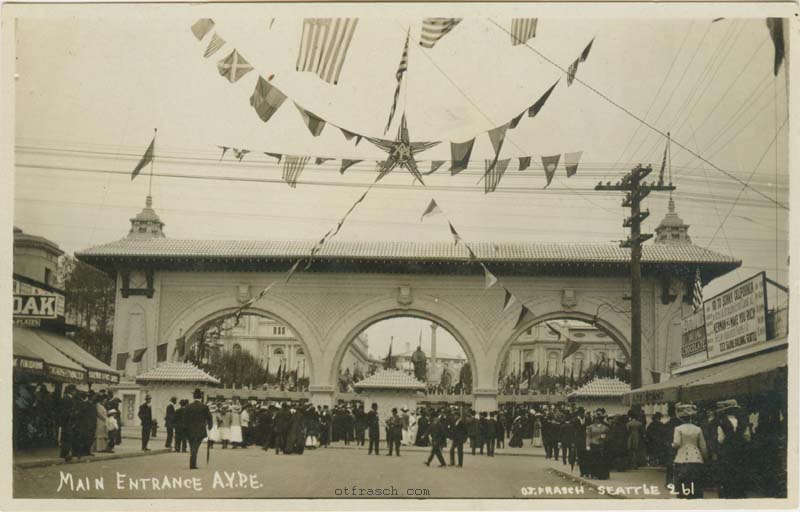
<box><xmin>191</xmin><ymin>19</ymin><xmax>215</xmax><ymax>41</ymax></box>
<box><xmin>283</xmin><ymin>156</ymin><xmax>311</xmax><ymax>188</ymax></box>
<box><xmin>419</xmin><ymin>18</ymin><xmax>462</xmax><ymax>48</ymax></box>
<box><xmin>484</xmin><ymin>158</ymin><xmax>510</xmax><ymax>194</ymax></box>
<box><xmin>385</xmin><ymin>31</ymin><xmax>410</xmax><ymax>134</ymax></box>
<box><xmin>296</xmin><ymin>18</ymin><xmax>359</xmax><ymax>84</ymax></box>
<box><xmin>510</xmin><ymin>18</ymin><xmax>538</xmax><ymax>45</ymax></box>
<box><xmin>204</xmin><ymin>33</ymin><xmax>226</xmax><ymax>58</ymax></box>
<box><xmin>692</xmin><ymin>267</ymin><xmax>703</xmax><ymax>312</ymax></box>
<box><xmin>295</xmin><ymin>103</ymin><xmax>326</xmax><ymax>137</ymax></box>
<box><xmin>217</xmin><ymin>50</ymin><xmax>253</xmax><ymax>83</ymax></box>
<box><xmin>250</xmin><ymin>76</ymin><xmax>287</xmax><ymax>123</ymax></box>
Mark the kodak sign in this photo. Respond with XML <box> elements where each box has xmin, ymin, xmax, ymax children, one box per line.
<box><xmin>13</xmin><ymin>294</ymin><xmax>58</xmax><ymax>319</ymax></box>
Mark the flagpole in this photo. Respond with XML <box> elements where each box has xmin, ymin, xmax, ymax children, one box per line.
<box><xmin>148</xmin><ymin>128</ymin><xmax>157</xmax><ymax>199</ymax></box>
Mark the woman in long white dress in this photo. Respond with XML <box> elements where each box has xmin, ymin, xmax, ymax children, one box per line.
<box><xmin>229</xmin><ymin>402</ymin><xmax>244</xmax><ymax>448</ymax></box>
<box><xmin>206</xmin><ymin>403</ymin><xmax>222</xmax><ymax>447</ymax></box>
<box><xmin>407</xmin><ymin>412</ymin><xmax>418</xmax><ymax>447</ymax></box>
<box><xmin>219</xmin><ymin>404</ymin><xmax>232</xmax><ymax>448</ymax></box>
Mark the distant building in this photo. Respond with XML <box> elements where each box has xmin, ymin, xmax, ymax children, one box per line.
<box><xmin>654</xmin><ymin>197</ymin><xmax>692</xmax><ymax>245</ymax></box>
<box><xmin>390</xmin><ymin>324</ymin><xmax>467</xmax><ymax>386</ymax></box>
<box><xmin>503</xmin><ymin>320</ymin><xmax>624</xmax><ymax>378</ymax></box>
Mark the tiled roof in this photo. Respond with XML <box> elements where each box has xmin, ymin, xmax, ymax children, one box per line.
<box><xmin>77</xmin><ymin>239</ymin><xmax>739</xmax><ymax>265</ymax></box>
<box><xmin>353</xmin><ymin>369</ymin><xmax>426</xmax><ymax>390</ymax></box>
<box><xmin>135</xmin><ymin>362</ymin><xmax>220</xmax><ymax>385</ymax></box>
<box><xmin>568</xmin><ymin>377</ymin><xmax>631</xmax><ymax>398</ymax></box>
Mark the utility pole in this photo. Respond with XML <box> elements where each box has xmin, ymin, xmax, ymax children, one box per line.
<box><xmin>595</xmin><ymin>164</ymin><xmax>675</xmax><ymax>389</ymax></box>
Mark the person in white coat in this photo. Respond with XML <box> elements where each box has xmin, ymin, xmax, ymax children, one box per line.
<box><xmin>672</xmin><ymin>403</ymin><xmax>708</xmax><ymax>499</ymax></box>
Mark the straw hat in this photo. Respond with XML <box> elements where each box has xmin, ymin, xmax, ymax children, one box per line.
<box><xmin>676</xmin><ymin>403</ymin><xmax>698</xmax><ymax>419</ymax></box>
<box><xmin>715</xmin><ymin>399</ymin><xmax>739</xmax><ymax>413</ymax></box>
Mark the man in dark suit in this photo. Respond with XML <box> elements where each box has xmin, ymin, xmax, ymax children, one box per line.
<box><xmin>174</xmin><ymin>399</ymin><xmax>189</xmax><ymax>452</ymax></box>
<box><xmin>424</xmin><ymin>410</ymin><xmax>447</xmax><ymax>467</ymax></box>
<box><xmin>466</xmin><ymin>411</ymin><xmax>478</xmax><ymax>455</ymax></box>
<box><xmin>58</xmin><ymin>385</ymin><xmax>78</xmax><ymax>461</ymax></box>
<box><xmin>183</xmin><ymin>389</ymin><xmax>212</xmax><ymax>469</ymax></box>
<box><xmin>478</xmin><ymin>412</ymin><xmax>489</xmax><ymax>455</ymax></box>
<box><xmin>273</xmin><ymin>402</ymin><xmax>291</xmax><ymax>454</ymax></box>
<box><xmin>387</xmin><ymin>408</ymin><xmax>402</xmax><ymax>456</ymax></box>
<box><xmin>366</xmin><ymin>403</ymin><xmax>380</xmax><ymax>455</ymax></box>
<box><xmin>449</xmin><ymin>410</ymin><xmax>468</xmax><ymax>467</ymax></box>
<box><xmin>164</xmin><ymin>396</ymin><xmax>177</xmax><ymax>449</ymax></box>
<box><xmin>487</xmin><ymin>412</ymin><xmax>498</xmax><ymax>457</ymax></box>
<box><xmin>354</xmin><ymin>405</ymin><xmax>366</xmax><ymax>446</ymax></box>
<box><xmin>138</xmin><ymin>395</ymin><xmax>153</xmax><ymax>451</ymax></box>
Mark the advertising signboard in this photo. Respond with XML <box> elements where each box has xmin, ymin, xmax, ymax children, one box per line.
<box><xmin>703</xmin><ymin>272</ymin><xmax>768</xmax><ymax>360</ymax></box>
<box><xmin>680</xmin><ymin>309</ymin><xmax>707</xmax><ymax>366</ymax></box>
<box><xmin>12</xmin><ymin>275</ymin><xmax>66</xmax><ymax>330</ymax></box>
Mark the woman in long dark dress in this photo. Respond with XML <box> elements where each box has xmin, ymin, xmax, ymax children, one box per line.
<box><xmin>509</xmin><ymin>416</ymin><xmax>524</xmax><ymax>447</ymax></box>
<box><xmin>415</xmin><ymin>410</ymin><xmax>430</xmax><ymax>447</ymax></box>
<box><xmin>585</xmin><ymin>411</ymin><xmax>611</xmax><ymax>479</ymax></box>
<box><xmin>286</xmin><ymin>406</ymin><xmax>306</xmax><ymax>454</ymax></box>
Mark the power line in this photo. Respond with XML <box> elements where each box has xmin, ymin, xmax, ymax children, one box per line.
<box><xmin>485</xmin><ymin>18</ymin><xmax>787</xmax><ymax>210</ymax></box>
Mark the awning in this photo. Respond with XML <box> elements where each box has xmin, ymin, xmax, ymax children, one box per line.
<box><xmin>13</xmin><ymin>327</ymin><xmax>86</xmax><ymax>383</ymax></box>
<box><xmin>35</xmin><ymin>329</ymin><xmax>120</xmax><ymax>384</ymax></box>
<box><xmin>624</xmin><ymin>345</ymin><xmax>788</xmax><ymax>406</ymax></box>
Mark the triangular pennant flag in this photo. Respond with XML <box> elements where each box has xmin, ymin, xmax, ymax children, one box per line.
<box><xmin>339</xmin><ymin>159</ymin><xmax>361</xmax><ymax>174</ymax></box>
<box><xmin>488</xmin><ymin>123</ymin><xmax>510</xmax><ymax>157</ymax></box>
<box><xmin>450</xmin><ymin>139</ymin><xmax>475</xmax><ymax>175</ymax></box>
<box><xmin>465</xmin><ymin>245</ymin><xmax>478</xmax><ymax>261</ymax></box>
<box><xmin>564</xmin><ymin>151</ymin><xmax>583</xmax><ymax>178</ymax></box>
<box><xmin>502</xmin><ymin>288</ymin><xmax>516</xmax><ymax>311</ymax></box>
<box><xmin>509</xmin><ymin>110</ymin><xmax>526</xmax><ymax>129</ymax></box>
<box><xmin>315</xmin><ymin>157</ymin><xmax>334</xmax><ymax>165</ymax></box>
<box><xmin>529</xmin><ymin>79</ymin><xmax>559</xmax><ymax>117</ymax></box>
<box><xmin>204</xmin><ymin>33</ymin><xmax>226</xmax><ymax>58</ymax></box>
<box><xmin>264</xmin><ymin>152</ymin><xmax>282</xmax><ymax>163</ymax></box>
<box><xmin>430</xmin><ymin>161</ymin><xmax>446</xmax><ymax>173</ymax></box>
<box><xmin>285</xmin><ymin>260</ymin><xmax>301</xmax><ymax>283</ymax></box>
<box><xmin>219</xmin><ymin>146</ymin><xmax>230</xmax><ymax>161</ymax></box>
<box><xmin>580</xmin><ymin>37</ymin><xmax>595</xmax><ymax>62</ymax></box>
<box><xmin>650</xmin><ymin>370</ymin><xmax>661</xmax><ymax>384</ymax></box>
<box><xmin>766</xmin><ymin>18</ymin><xmax>785</xmax><ymax>76</ymax></box>
<box><xmin>295</xmin><ymin>103</ymin><xmax>326</xmax><ymax>137</ymax></box>
<box><xmin>131</xmin><ymin>137</ymin><xmax>155</xmax><ymax>180</ymax></box>
<box><xmin>282</xmin><ymin>156</ymin><xmax>311</xmax><ymax>188</ymax></box>
<box><xmin>232</xmin><ymin>148</ymin><xmax>250</xmax><ymax>161</ymax></box>
<box><xmin>448</xmin><ymin>222</ymin><xmax>461</xmax><ymax>245</ymax></box>
<box><xmin>518</xmin><ymin>156</ymin><xmax>531</xmax><ymax>171</ymax></box>
<box><xmin>217</xmin><ymin>50</ymin><xmax>253</xmax><ymax>83</ymax></box>
<box><xmin>562</xmin><ymin>338</ymin><xmax>581</xmax><ymax>360</ymax></box>
<box><xmin>420</xmin><ymin>199</ymin><xmax>442</xmax><ymax>221</ymax></box>
<box><xmin>484</xmin><ymin>158</ymin><xmax>510</xmax><ymax>194</ymax></box>
<box><xmin>481</xmin><ymin>264</ymin><xmax>498</xmax><ymax>289</ymax></box>
<box><xmin>514</xmin><ymin>304</ymin><xmax>533</xmax><ymax>329</ymax></box>
<box><xmin>541</xmin><ymin>154</ymin><xmax>560</xmax><ymax>188</ymax></box>
<box><xmin>250</xmin><ymin>76</ymin><xmax>287</xmax><ymax>123</ymax></box>
<box><xmin>191</xmin><ymin>19</ymin><xmax>215</xmax><ymax>41</ymax></box>
<box><xmin>340</xmin><ymin>128</ymin><xmax>362</xmax><ymax>145</ymax></box>
<box><xmin>566</xmin><ymin>58</ymin><xmax>580</xmax><ymax>86</ymax></box>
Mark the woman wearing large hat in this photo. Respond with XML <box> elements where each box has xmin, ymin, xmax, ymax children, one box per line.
<box><xmin>715</xmin><ymin>399</ymin><xmax>751</xmax><ymax>498</ymax></box>
<box><xmin>671</xmin><ymin>403</ymin><xmax>707</xmax><ymax>498</ymax></box>
<box><xmin>229</xmin><ymin>402</ymin><xmax>244</xmax><ymax>448</ymax></box>
<box><xmin>585</xmin><ymin>409</ymin><xmax>610</xmax><ymax>479</ymax></box>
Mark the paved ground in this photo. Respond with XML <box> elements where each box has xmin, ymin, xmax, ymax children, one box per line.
<box><xmin>14</xmin><ymin>444</ymin><xmax>615</xmax><ymax>499</ymax></box>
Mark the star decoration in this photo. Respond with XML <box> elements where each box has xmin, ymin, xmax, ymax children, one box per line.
<box><xmin>367</xmin><ymin>114</ymin><xmax>439</xmax><ymax>184</ymax></box>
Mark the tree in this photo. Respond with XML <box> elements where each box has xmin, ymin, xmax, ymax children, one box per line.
<box><xmin>63</xmin><ymin>255</ymin><xmax>115</xmax><ymax>364</ymax></box>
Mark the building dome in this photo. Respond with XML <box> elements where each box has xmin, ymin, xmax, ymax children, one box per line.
<box><xmin>655</xmin><ymin>197</ymin><xmax>691</xmax><ymax>245</ymax></box>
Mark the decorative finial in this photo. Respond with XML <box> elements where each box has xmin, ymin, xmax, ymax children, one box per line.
<box><xmin>668</xmin><ymin>196</ymin><xmax>675</xmax><ymax>213</ymax></box>
<box><xmin>146</xmin><ymin>195</ymin><xmax>153</xmax><ymax>208</ymax></box>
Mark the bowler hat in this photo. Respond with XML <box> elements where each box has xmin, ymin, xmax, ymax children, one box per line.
<box><xmin>715</xmin><ymin>399</ymin><xmax>739</xmax><ymax>413</ymax></box>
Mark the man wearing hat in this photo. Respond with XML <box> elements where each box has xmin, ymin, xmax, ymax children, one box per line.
<box><xmin>164</xmin><ymin>396</ymin><xmax>177</xmax><ymax>449</ymax></box>
<box><xmin>387</xmin><ymin>408</ymin><xmax>402</xmax><ymax>456</ymax></box>
<box><xmin>366</xmin><ymin>403</ymin><xmax>380</xmax><ymax>455</ymax></box>
<box><xmin>424</xmin><ymin>410</ymin><xmax>447</xmax><ymax>467</ymax></box>
<box><xmin>174</xmin><ymin>399</ymin><xmax>189</xmax><ymax>453</ymax></box>
<box><xmin>183</xmin><ymin>389</ymin><xmax>212</xmax><ymax>469</ymax></box>
<box><xmin>138</xmin><ymin>395</ymin><xmax>153</xmax><ymax>451</ymax></box>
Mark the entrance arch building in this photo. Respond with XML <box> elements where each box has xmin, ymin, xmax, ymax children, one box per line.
<box><xmin>77</xmin><ymin>201</ymin><xmax>740</xmax><ymax>410</ymax></box>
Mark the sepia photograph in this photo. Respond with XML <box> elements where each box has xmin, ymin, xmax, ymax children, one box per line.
<box><xmin>1</xmin><ymin>2</ymin><xmax>795</xmax><ymax>508</ymax></box>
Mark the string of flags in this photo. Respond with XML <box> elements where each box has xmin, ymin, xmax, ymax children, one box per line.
<box><xmin>191</xmin><ymin>19</ymin><xmax>591</xmax><ymax>190</ymax></box>
<box><xmin>420</xmin><ymin>198</ymin><xmax>562</xmax><ymax>335</ymax></box>
<box><xmin>566</xmin><ymin>38</ymin><xmax>595</xmax><ymax>86</ymax></box>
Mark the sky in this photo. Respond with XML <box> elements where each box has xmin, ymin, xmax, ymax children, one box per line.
<box><xmin>10</xmin><ymin>6</ymin><xmax>791</xmax><ymax>317</ymax></box>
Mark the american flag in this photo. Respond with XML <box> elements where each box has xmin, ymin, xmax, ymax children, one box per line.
<box><xmin>419</xmin><ymin>18</ymin><xmax>462</xmax><ymax>49</ymax></box>
<box><xmin>510</xmin><ymin>18</ymin><xmax>538</xmax><ymax>45</ymax></box>
<box><xmin>692</xmin><ymin>267</ymin><xmax>704</xmax><ymax>312</ymax></box>
<box><xmin>283</xmin><ymin>156</ymin><xmax>311</xmax><ymax>188</ymax></box>
<box><xmin>296</xmin><ymin>18</ymin><xmax>359</xmax><ymax>84</ymax></box>
<box><xmin>385</xmin><ymin>31</ymin><xmax>410</xmax><ymax>134</ymax></box>
<box><xmin>484</xmin><ymin>158</ymin><xmax>510</xmax><ymax>194</ymax></box>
